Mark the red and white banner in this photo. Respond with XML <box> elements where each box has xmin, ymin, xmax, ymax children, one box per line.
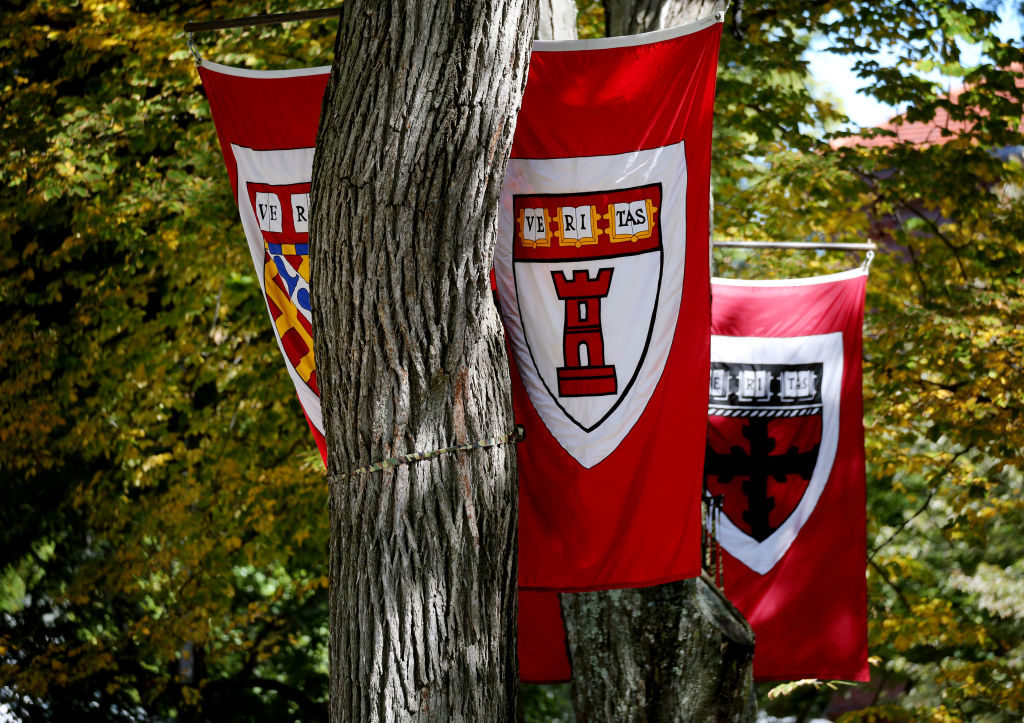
<box><xmin>199</xmin><ymin>61</ymin><xmax>331</xmax><ymax>463</ymax></box>
<box><xmin>708</xmin><ymin>268</ymin><xmax>869</xmax><ymax>681</ymax></box>
<box><xmin>498</xmin><ymin>17</ymin><xmax>723</xmax><ymax>591</ymax></box>
<box><xmin>518</xmin><ymin>591</ymin><xmax>571</xmax><ymax>683</ymax></box>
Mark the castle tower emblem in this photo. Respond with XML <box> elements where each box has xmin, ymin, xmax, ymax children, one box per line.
<box><xmin>552</xmin><ymin>269</ymin><xmax>617</xmax><ymax>396</ymax></box>
<box><xmin>510</xmin><ymin>183</ymin><xmax>664</xmax><ymax>434</ymax></box>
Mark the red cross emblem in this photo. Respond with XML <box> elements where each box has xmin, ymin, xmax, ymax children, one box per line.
<box><xmin>706</xmin><ymin>334</ymin><xmax>843</xmax><ymax>574</ymax></box>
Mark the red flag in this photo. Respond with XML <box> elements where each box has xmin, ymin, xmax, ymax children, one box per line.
<box><xmin>707</xmin><ymin>269</ymin><xmax>869</xmax><ymax>681</ymax></box>
<box><xmin>199</xmin><ymin>61</ymin><xmax>331</xmax><ymax>464</ymax></box>
<box><xmin>518</xmin><ymin>591</ymin><xmax>571</xmax><ymax>683</ymax></box>
<box><xmin>497</xmin><ymin>17</ymin><xmax>724</xmax><ymax>591</ymax></box>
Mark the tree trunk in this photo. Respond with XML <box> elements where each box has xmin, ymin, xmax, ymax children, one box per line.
<box><xmin>562</xmin><ymin>576</ymin><xmax>755</xmax><ymax>721</ymax></box>
<box><xmin>537</xmin><ymin>0</ymin><xmax>578</xmax><ymax>41</ymax></box>
<box><xmin>560</xmin><ymin>2</ymin><xmax>757</xmax><ymax>720</ymax></box>
<box><xmin>309</xmin><ymin>2</ymin><xmax>535</xmax><ymax>720</ymax></box>
<box><xmin>605</xmin><ymin>0</ymin><xmax>718</xmax><ymax>36</ymax></box>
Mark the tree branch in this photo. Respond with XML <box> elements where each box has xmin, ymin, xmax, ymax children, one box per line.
<box><xmin>894</xmin><ymin>196</ymin><xmax>969</xmax><ymax>282</ymax></box>
<box><xmin>740</xmin><ymin>0</ymin><xmax>833</xmax><ymax>33</ymax></box>
<box><xmin>859</xmin><ymin>167</ymin><xmax>970</xmax><ymax>282</ymax></box>
<box><xmin>868</xmin><ymin>557</ymin><xmax>911</xmax><ymax>612</ymax></box>
<box><xmin>729</xmin><ymin>0</ymin><xmax>744</xmax><ymax>40</ymax></box>
<box><xmin>868</xmin><ymin>446</ymin><xmax>971</xmax><ymax>562</ymax></box>
<box><xmin>904</xmin><ymin>239</ymin><xmax>932</xmax><ymax>307</ymax></box>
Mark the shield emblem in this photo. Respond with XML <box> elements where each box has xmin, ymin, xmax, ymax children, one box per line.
<box><xmin>513</xmin><ymin>184</ymin><xmax>663</xmax><ymax>433</ymax></box>
<box><xmin>244</xmin><ymin>180</ymin><xmax>317</xmax><ymax>396</ymax></box>
<box><xmin>706</xmin><ymin>333</ymin><xmax>843</xmax><ymax>574</ymax></box>
<box><xmin>231</xmin><ymin>145</ymin><xmax>323</xmax><ymax>434</ymax></box>
<box><xmin>495</xmin><ymin>142</ymin><xmax>689</xmax><ymax>469</ymax></box>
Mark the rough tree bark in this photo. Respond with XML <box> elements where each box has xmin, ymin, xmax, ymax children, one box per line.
<box><xmin>560</xmin><ymin>2</ymin><xmax>757</xmax><ymax>720</ymax></box>
<box><xmin>309</xmin><ymin>2</ymin><xmax>534</xmax><ymax>720</ymax></box>
<box><xmin>605</xmin><ymin>0</ymin><xmax>719</xmax><ymax>36</ymax></box>
<box><xmin>562</xmin><ymin>575</ymin><xmax>755</xmax><ymax>721</ymax></box>
<box><xmin>537</xmin><ymin>0</ymin><xmax>578</xmax><ymax>41</ymax></box>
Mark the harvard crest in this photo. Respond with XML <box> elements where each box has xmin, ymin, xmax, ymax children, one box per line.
<box><xmin>230</xmin><ymin>145</ymin><xmax>324</xmax><ymax>435</ymax></box>
<box><xmin>495</xmin><ymin>142</ymin><xmax>689</xmax><ymax>469</ymax></box>
<box><xmin>512</xmin><ymin>184</ymin><xmax>663</xmax><ymax>432</ymax></box>
<box><xmin>245</xmin><ymin>180</ymin><xmax>318</xmax><ymax>396</ymax></box>
<box><xmin>706</xmin><ymin>333</ymin><xmax>843</xmax><ymax>574</ymax></box>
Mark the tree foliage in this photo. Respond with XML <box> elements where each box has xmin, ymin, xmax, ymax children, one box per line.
<box><xmin>1</xmin><ymin>0</ymin><xmax>1022</xmax><ymax>721</ymax></box>
<box><xmin>0</xmin><ymin>2</ymin><xmax>339</xmax><ymax>719</ymax></box>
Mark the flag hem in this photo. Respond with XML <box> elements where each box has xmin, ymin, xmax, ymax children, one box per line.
<box><xmin>520</xmin><ymin>675</ymin><xmax>573</xmax><ymax>684</ymax></box>
<box><xmin>712</xmin><ymin>267</ymin><xmax>868</xmax><ymax>287</ymax></box>
<box><xmin>754</xmin><ymin>670</ymin><xmax>871</xmax><ymax>683</ymax></box>
<box><xmin>532</xmin><ymin>9</ymin><xmax>723</xmax><ymax>52</ymax></box>
<box><xmin>201</xmin><ymin>59</ymin><xmax>331</xmax><ymax>79</ymax></box>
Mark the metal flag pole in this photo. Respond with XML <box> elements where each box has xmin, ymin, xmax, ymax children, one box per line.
<box><xmin>713</xmin><ymin>239</ymin><xmax>878</xmax><ymax>271</ymax></box>
<box><xmin>713</xmin><ymin>240</ymin><xmax>877</xmax><ymax>252</ymax></box>
<box><xmin>182</xmin><ymin>8</ymin><xmax>342</xmax><ymax>66</ymax></box>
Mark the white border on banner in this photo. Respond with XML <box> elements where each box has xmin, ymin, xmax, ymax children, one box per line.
<box><xmin>711</xmin><ymin>267</ymin><xmax>868</xmax><ymax>288</ymax></box>
<box><xmin>495</xmin><ymin>140</ymin><xmax>688</xmax><ymax>469</ymax></box>
<box><xmin>201</xmin><ymin>59</ymin><xmax>330</xmax><ymax>79</ymax></box>
<box><xmin>231</xmin><ymin>143</ymin><xmax>324</xmax><ymax>436</ymax></box>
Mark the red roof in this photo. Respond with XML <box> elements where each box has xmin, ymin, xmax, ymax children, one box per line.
<box><xmin>833</xmin><ymin>64</ymin><xmax>1023</xmax><ymax>149</ymax></box>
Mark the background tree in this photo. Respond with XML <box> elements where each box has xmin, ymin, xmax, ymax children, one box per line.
<box><xmin>603</xmin><ymin>0</ymin><xmax>718</xmax><ymax>35</ymax></box>
<box><xmin>308</xmin><ymin>0</ymin><xmax>534</xmax><ymax>719</ymax></box>
<box><xmin>0</xmin><ymin>2</ymin><xmax>343</xmax><ymax>720</ymax></box>
<box><xmin>539</xmin><ymin>0</ymin><xmax>579</xmax><ymax>40</ymax></box>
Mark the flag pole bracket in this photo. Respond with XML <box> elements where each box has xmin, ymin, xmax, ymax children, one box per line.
<box><xmin>186</xmin><ymin>32</ymin><xmax>203</xmax><ymax>66</ymax></box>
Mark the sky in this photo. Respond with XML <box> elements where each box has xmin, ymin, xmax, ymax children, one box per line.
<box><xmin>806</xmin><ymin>0</ymin><xmax>1023</xmax><ymax>128</ymax></box>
